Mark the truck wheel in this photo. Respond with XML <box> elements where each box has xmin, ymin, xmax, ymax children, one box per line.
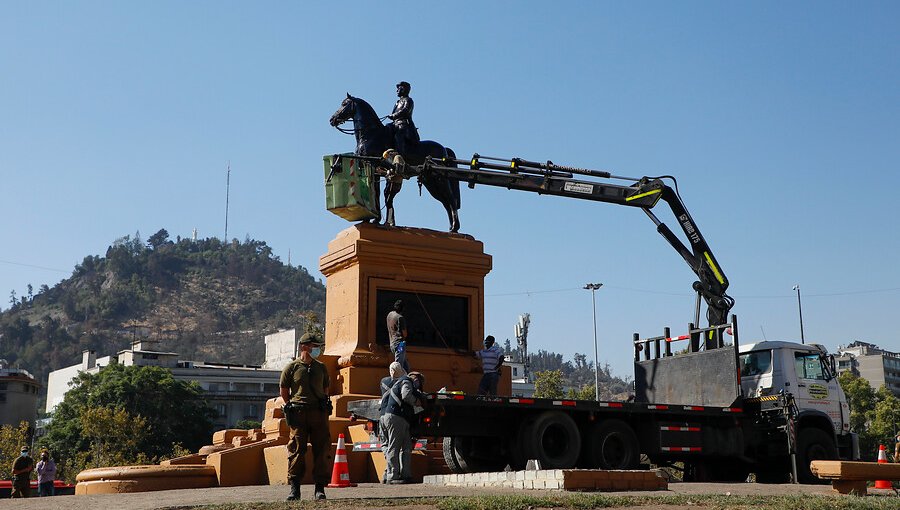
<box><xmin>583</xmin><ymin>419</ymin><xmax>639</xmax><ymax>470</ymax></box>
<box><xmin>520</xmin><ymin>411</ymin><xmax>581</xmax><ymax>469</ymax></box>
<box><xmin>797</xmin><ymin>428</ymin><xmax>837</xmax><ymax>484</ymax></box>
<box><xmin>442</xmin><ymin>436</ymin><xmax>507</xmax><ymax>473</ymax></box>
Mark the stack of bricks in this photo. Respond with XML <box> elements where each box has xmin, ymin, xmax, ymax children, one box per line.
<box><xmin>423</xmin><ymin>469</ymin><xmax>667</xmax><ymax>491</ymax></box>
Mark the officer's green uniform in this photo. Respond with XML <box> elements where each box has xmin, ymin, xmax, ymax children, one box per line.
<box><xmin>11</xmin><ymin>449</ymin><xmax>34</xmax><ymax>498</ymax></box>
<box><xmin>280</xmin><ymin>343</ymin><xmax>332</xmax><ymax>492</ymax></box>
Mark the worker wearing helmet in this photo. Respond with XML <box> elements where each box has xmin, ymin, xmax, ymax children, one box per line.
<box><xmin>380</xmin><ymin>149</ymin><xmax>406</xmax><ymax>227</ymax></box>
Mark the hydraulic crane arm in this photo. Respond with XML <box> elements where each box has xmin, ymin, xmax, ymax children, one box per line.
<box><xmin>416</xmin><ymin>154</ymin><xmax>734</xmax><ymax>327</ymax></box>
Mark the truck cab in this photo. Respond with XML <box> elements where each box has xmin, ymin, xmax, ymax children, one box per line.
<box><xmin>739</xmin><ymin>341</ymin><xmax>858</xmax><ymax>471</ymax></box>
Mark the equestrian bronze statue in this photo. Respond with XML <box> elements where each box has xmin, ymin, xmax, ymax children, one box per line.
<box><xmin>329</xmin><ymin>93</ymin><xmax>461</xmax><ymax>232</ymax></box>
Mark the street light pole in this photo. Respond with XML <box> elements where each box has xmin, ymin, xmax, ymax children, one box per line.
<box><xmin>584</xmin><ymin>283</ymin><xmax>603</xmax><ymax>401</ymax></box>
<box><xmin>792</xmin><ymin>285</ymin><xmax>805</xmax><ymax>344</ymax></box>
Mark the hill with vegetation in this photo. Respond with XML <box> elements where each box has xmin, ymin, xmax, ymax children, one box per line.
<box><xmin>0</xmin><ymin>229</ymin><xmax>325</xmax><ymax>393</ymax></box>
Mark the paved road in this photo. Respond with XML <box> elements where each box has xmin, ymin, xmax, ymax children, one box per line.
<box><xmin>0</xmin><ymin>482</ymin><xmax>842</xmax><ymax>510</ymax></box>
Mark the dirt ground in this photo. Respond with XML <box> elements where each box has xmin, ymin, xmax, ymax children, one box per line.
<box><xmin>0</xmin><ymin>482</ymin><xmax>849</xmax><ymax>510</ymax></box>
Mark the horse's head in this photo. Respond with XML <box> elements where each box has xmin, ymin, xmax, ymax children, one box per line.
<box><xmin>329</xmin><ymin>93</ymin><xmax>356</xmax><ymax>127</ymax></box>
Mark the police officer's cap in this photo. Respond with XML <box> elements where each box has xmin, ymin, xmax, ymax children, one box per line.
<box><xmin>20</xmin><ymin>445</ymin><xmax>29</xmax><ymax>453</ymax></box>
<box><xmin>396</xmin><ymin>81</ymin><xmax>411</xmax><ymax>90</ymax></box>
<box><xmin>299</xmin><ymin>332</ymin><xmax>322</xmax><ymax>345</ymax></box>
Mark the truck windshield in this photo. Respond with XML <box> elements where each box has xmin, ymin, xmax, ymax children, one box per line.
<box><xmin>794</xmin><ymin>353</ymin><xmax>827</xmax><ymax>380</ymax></box>
<box><xmin>740</xmin><ymin>351</ymin><xmax>772</xmax><ymax>377</ymax></box>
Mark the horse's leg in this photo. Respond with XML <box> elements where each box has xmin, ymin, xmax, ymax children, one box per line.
<box><xmin>445</xmin><ymin>201</ymin><xmax>459</xmax><ymax>233</ymax></box>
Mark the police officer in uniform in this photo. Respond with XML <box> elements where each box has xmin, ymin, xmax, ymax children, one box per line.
<box><xmin>10</xmin><ymin>445</ymin><xmax>33</xmax><ymax>498</ymax></box>
<box><xmin>280</xmin><ymin>333</ymin><xmax>331</xmax><ymax>501</ymax></box>
<box><xmin>387</xmin><ymin>81</ymin><xmax>419</xmax><ymax>157</ymax></box>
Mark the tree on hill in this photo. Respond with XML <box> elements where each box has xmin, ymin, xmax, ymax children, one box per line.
<box><xmin>533</xmin><ymin>369</ymin><xmax>564</xmax><ymax>399</ymax></box>
<box><xmin>41</xmin><ymin>363</ymin><xmax>215</xmax><ymax>482</ymax></box>
<box><xmin>0</xmin><ymin>231</ymin><xmax>326</xmax><ymax>388</ymax></box>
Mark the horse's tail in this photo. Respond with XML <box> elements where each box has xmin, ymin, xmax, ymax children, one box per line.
<box><xmin>445</xmin><ymin>147</ymin><xmax>461</xmax><ymax>210</ymax></box>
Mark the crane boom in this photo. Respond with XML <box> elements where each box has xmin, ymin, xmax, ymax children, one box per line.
<box><xmin>339</xmin><ymin>152</ymin><xmax>734</xmax><ymax>326</ymax></box>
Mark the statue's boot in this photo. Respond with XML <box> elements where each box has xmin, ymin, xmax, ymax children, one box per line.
<box><xmin>286</xmin><ymin>478</ymin><xmax>301</xmax><ymax>501</ymax></box>
<box><xmin>385</xmin><ymin>208</ymin><xmax>396</xmax><ymax>227</ymax></box>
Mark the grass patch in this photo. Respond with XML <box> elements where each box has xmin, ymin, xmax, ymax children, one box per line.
<box><xmin>164</xmin><ymin>494</ymin><xmax>898</xmax><ymax>510</ymax></box>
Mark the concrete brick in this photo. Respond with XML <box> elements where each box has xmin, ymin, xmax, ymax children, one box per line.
<box><xmin>516</xmin><ymin>470</ymin><xmax>526</xmax><ymax>480</ymax></box>
<box><xmin>525</xmin><ymin>470</ymin><xmax>537</xmax><ymax>480</ymax></box>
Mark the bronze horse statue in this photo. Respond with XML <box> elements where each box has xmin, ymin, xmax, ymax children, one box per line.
<box><xmin>329</xmin><ymin>94</ymin><xmax>461</xmax><ymax>232</ymax></box>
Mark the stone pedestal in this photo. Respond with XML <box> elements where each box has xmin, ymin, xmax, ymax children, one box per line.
<box><xmin>319</xmin><ymin>223</ymin><xmax>509</xmax><ymax>410</ymax></box>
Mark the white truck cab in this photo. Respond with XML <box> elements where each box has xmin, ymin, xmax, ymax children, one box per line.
<box><xmin>739</xmin><ymin>340</ymin><xmax>857</xmax><ymax>463</ymax></box>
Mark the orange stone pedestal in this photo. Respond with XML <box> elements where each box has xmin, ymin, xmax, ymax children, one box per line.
<box><xmin>320</xmin><ymin>223</ymin><xmax>510</xmax><ymax>411</ymax></box>
<box><xmin>75</xmin><ymin>223</ymin><xmax>510</xmax><ymax>493</ymax></box>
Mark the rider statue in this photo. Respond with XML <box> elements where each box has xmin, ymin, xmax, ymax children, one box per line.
<box><xmin>387</xmin><ymin>81</ymin><xmax>420</xmax><ymax>157</ymax></box>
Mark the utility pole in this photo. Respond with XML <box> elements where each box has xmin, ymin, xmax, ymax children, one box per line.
<box><xmin>792</xmin><ymin>284</ymin><xmax>805</xmax><ymax>344</ymax></box>
<box><xmin>584</xmin><ymin>283</ymin><xmax>603</xmax><ymax>401</ymax></box>
<box><xmin>224</xmin><ymin>161</ymin><xmax>231</xmax><ymax>242</ymax></box>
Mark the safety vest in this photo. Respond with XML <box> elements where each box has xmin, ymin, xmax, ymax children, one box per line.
<box><xmin>379</xmin><ymin>376</ymin><xmax>397</xmax><ymax>414</ymax></box>
<box><xmin>382</xmin><ymin>376</ymin><xmax>414</xmax><ymax>420</ymax></box>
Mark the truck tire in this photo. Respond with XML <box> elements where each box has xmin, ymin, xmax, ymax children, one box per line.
<box><xmin>797</xmin><ymin>428</ymin><xmax>837</xmax><ymax>484</ymax></box>
<box><xmin>442</xmin><ymin>436</ymin><xmax>507</xmax><ymax>473</ymax></box>
<box><xmin>583</xmin><ymin>419</ymin><xmax>639</xmax><ymax>470</ymax></box>
<box><xmin>519</xmin><ymin>411</ymin><xmax>581</xmax><ymax>469</ymax></box>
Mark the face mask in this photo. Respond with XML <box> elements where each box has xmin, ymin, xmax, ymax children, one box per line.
<box><xmin>310</xmin><ymin>347</ymin><xmax>323</xmax><ymax>358</ymax></box>
<box><xmin>20</xmin><ymin>452</ymin><xmax>27</xmax><ymax>457</ymax></box>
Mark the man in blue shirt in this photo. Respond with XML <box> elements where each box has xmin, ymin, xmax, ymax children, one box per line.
<box><xmin>475</xmin><ymin>335</ymin><xmax>504</xmax><ymax>396</ymax></box>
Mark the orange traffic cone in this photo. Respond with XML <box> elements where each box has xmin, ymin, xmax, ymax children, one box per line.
<box><xmin>327</xmin><ymin>433</ymin><xmax>357</xmax><ymax>488</ymax></box>
<box><xmin>874</xmin><ymin>444</ymin><xmax>892</xmax><ymax>489</ymax></box>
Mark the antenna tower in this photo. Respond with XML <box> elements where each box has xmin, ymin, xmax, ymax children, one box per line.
<box><xmin>224</xmin><ymin>161</ymin><xmax>231</xmax><ymax>241</ymax></box>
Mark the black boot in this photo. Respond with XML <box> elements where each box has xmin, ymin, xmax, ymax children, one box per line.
<box><xmin>314</xmin><ymin>483</ymin><xmax>326</xmax><ymax>500</ymax></box>
<box><xmin>286</xmin><ymin>478</ymin><xmax>301</xmax><ymax>501</ymax></box>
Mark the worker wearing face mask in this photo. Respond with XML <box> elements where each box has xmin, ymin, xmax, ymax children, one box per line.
<box><xmin>10</xmin><ymin>446</ymin><xmax>34</xmax><ymax>498</ymax></box>
<box><xmin>280</xmin><ymin>332</ymin><xmax>332</xmax><ymax>501</ymax></box>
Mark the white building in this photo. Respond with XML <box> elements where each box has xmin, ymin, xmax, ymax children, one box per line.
<box><xmin>45</xmin><ymin>338</ymin><xmax>289</xmax><ymax>430</ymax></box>
<box><xmin>506</xmin><ymin>360</ymin><xmax>536</xmax><ymax>398</ymax></box>
<box><xmin>836</xmin><ymin>341</ymin><xmax>900</xmax><ymax>397</ymax></box>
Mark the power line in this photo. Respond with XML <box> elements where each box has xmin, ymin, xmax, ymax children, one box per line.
<box><xmin>0</xmin><ymin>259</ymin><xmax>69</xmax><ymax>273</ymax></box>
<box><xmin>487</xmin><ymin>284</ymin><xmax>900</xmax><ymax>299</ymax></box>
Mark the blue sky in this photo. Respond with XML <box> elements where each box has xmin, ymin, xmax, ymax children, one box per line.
<box><xmin>2</xmin><ymin>2</ymin><xmax>898</xmax><ymax>380</ymax></box>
